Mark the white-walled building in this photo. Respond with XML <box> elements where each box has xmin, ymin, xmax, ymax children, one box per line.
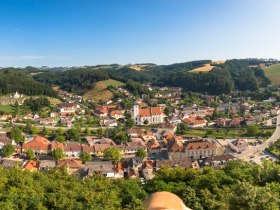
<box><xmin>133</xmin><ymin>104</ymin><xmax>164</xmax><ymax>125</ymax></box>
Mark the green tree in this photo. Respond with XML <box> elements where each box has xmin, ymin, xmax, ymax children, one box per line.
<box><xmin>52</xmin><ymin>148</ymin><xmax>65</xmax><ymax>161</ymax></box>
<box><xmin>26</xmin><ymin>148</ymin><xmax>35</xmax><ymax>160</ymax></box>
<box><xmin>2</xmin><ymin>144</ymin><xmax>15</xmax><ymax>157</ymax></box>
<box><xmin>25</xmin><ymin>120</ymin><xmax>32</xmax><ymax>133</ymax></box>
<box><xmin>103</xmin><ymin>147</ymin><xmax>121</xmax><ymax>163</ymax></box>
<box><xmin>125</xmin><ymin>118</ymin><xmax>135</xmax><ymax>128</ymax></box>
<box><xmin>114</xmin><ymin>132</ymin><xmax>128</xmax><ymax>144</ymax></box>
<box><xmin>10</xmin><ymin>127</ymin><xmax>24</xmax><ymax>144</ymax></box>
<box><xmin>79</xmin><ymin>151</ymin><xmax>92</xmax><ymax>164</ymax></box>
<box><xmin>56</xmin><ymin>135</ymin><xmax>65</xmax><ymax>143</ymax></box>
<box><xmin>143</xmin><ymin>119</ymin><xmax>149</xmax><ymax>125</ymax></box>
<box><xmin>31</xmin><ymin>126</ymin><xmax>39</xmax><ymax>135</ymax></box>
<box><xmin>135</xmin><ymin>148</ymin><xmax>147</xmax><ymax>160</ymax></box>
<box><xmin>84</xmin><ymin>127</ymin><xmax>91</xmax><ymax>136</ymax></box>
<box><xmin>246</xmin><ymin>124</ymin><xmax>259</xmax><ymax>136</ymax></box>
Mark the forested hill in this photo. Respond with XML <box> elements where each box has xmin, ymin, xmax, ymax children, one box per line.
<box><xmin>33</xmin><ymin>58</ymin><xmax>275</xmax><ymax>95</ymax></box>
<box><xmin>0</xmin><ymin>70</ymin><xmax>57</xmax><ymax>97</ymax></box>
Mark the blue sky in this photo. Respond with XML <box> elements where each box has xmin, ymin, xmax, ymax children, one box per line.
<box><xmin>0</xmin><ymin>0</ymin><xmax>279</xmax><ymax>67</ymax></box>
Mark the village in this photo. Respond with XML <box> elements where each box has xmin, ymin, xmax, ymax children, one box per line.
<box><xmin>0</xmin><ymin>85</ymin><xmax>279</xmax><ymax>181</ymax></box>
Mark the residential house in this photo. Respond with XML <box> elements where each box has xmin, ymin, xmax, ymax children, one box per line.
<box><xmin>110</xmin><ymin>110</ymin><xmax>125</xmax><ymax>119</ymax></box>
<box><xmin>56</xmin><ymin>159</ymin><xmax>82</xmax><ymax>175</ymax></box>
<box><xmin>84</xmin><ymin>161</ymin><xmax>119</xmax><ymax>178</ymax></box>
<box><xmin>185</xmin><ymin>141</ymin><xmax>223</xmax><ymax>159</ymax></box>
<box><xmin>22</xmin><ymin>135</ymin><xmax>50</xmax><ymax>155</ymax></box>
<box><xmin>0</xmin><ymin>158</ymin><xmax>22</xmax><ymax>168</ymax></box>
<box><xmin>39</xmin><ymin>160</ymin><xmax>56</xmax><ymax>171</ymax></box>
<box><xmin>229</xmin><ymin>139</ymin><xmax>249</xmax><ymax>153</ymax></box>
<box><xmin>23</xmin><ymin>160</ymin><xmax>39</xmax><ymax>172</ymax></box>
<box><xmin>81</xmin><ymin>144</ymin><xmax>94</xmax><ymax>156</ymax></box>
<box><xmin>202</xmin><ymin>154</ymin><xmax>235</xmax><ymax>169</ymax></box>
<box><xmin>63</xmin><ymin>142</ymin><xmax>82</xmax><ymax>157</ymax></box>
<box><xmin>123</xmin><ymin>157</ymin><xmax>142</xmax><ymax>178</ymax></box>
<box><xmin>93</xmin><ymin>144</ymin><xmax>111</xmax><ymax>157</ymax></box>
<box><xmin>125</xmin><ymin>138</ymin><xmax>147</xmax><ymax>155</ymax></box>
<box><xmin>59</xmin><ymin>103</ymin><xmax>80</xmax><ymax>115</ymax></box>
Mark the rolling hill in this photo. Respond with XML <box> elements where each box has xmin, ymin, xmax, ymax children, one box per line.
<box><xmin>83</xmin><ymin>79</ymin><xmax>125</xmax><ymax>102</ymax></box>
<box><xmin>264</xmin><ymin>64</ymin><xmax>280</xmax><ymax>85</ymax></box>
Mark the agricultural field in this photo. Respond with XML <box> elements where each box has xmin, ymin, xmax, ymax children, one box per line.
<box><xmin>264</xmin><ymin>64</ymin><xmax>280</xmax><ymax>85</ymax></box>
<box><xmin>83</xmin><ymin>81</ymin><xmax>113</xmax><ymax>102</ymax></box>
<box><xmin>102</xmin><ymin>79</ymin><xmax>125</xmax><ymax>87</ymax></box>
<box><xmin>0</xmin><ymin>105</ymin><xmax>14</xmax><ymax>114</ymax></box>
<box><xmin>83</xmin><ymin>79</ymin><xmax>125</xmax><ymax>102</ymax></box>
<box><xmin>190</xmin><ymin>63</ymin><xmax>214</xmax><ymax>72</ymax></box>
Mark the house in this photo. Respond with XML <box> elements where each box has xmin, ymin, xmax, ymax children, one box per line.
<box><xmin>0</xmin><ymin>114</ymin><xmax>12</xmax><ymax>121</ymax></box>
<box><xmin>81</xmin><ymin>144</ymin><xmax>94</xmax><ymax>156</ymax></box>
<box><xmin>101</xmin><ymin>119</ymin><xmax>118</xmax><ymax>127</ymax></box>
<box><xmin>156</xmin><ymin>159</ymin><xmax>194</xmax><ymax>170</ymax></box>
<box><xmin>56</xmin><ymin>159</ymin><xmax>82</xmax><ymax>174</ymax></box>
<box><xmin>229</xmin><ymin>139</ymin><xmax>249</xmax><ymax>153</ymax></box>
<box><xmin>185</xmin><ymin>141</ymin><xmax>223</xmax><ymax>160</ymax></box>
<box><xmin>23</xmin><ymin>160</ymin><xmax>39</xmax><ymax>172</ymax></box>
<box><xmin>0</xmin><ymin>132</ymin><xmax>15</xmax><ymax>149</ymax></box>
<box><xmin>133</xmin><ymin>103</ymin><xmax>165</xmax><ymax>125</ymax></box>
<box><xmin>84</xmin><ymin>161</ymin><xmax>117</xmax><ymax>178</ymax></box>
<box><xmin>22</xmin><ymin>135</ymin><xmax>50</xmax><ymax>155</ymax></box>
<box><xmin>167</xmin><ymin>138</ymin><xmax>184</xmax><ymax>160</ymax></box>
<box><xmin>125</xmin><ymin>138</ymin><xmax>147</xmax><ymax>155</ymax></box>
<box><xmin>59</xmin><ymin>103</ymin><xmax>80</xmax><ymax>115</ymax></box>
<box><xmin>122</xmin><ymin>157</ymin><xmax>142</xmax><ymax>178</ymax></box>
<box><xmin>22</xmin><ymin>113</ymin><xmax>33</xmax><ymax>120</ymax></box>
<box><xmin>157</xmin><ymin>123</ymin><xmax>177</xmax><ymax>133</ymax></box>
<box><xmin>246</xmin><ymin>116</ymin><xmax>256</xmax><ymax>126</ymax></box>
<box><xmin>202</xmin><ymin>154</ymin><xmax>235</xmax><ymax>169</ymax></box>
<box><xmin>63</xmin><ymin>142</ymin><xmax>82</xmax><ymax>157</ymax></box>
<box><xmin>38</xmin><ymin>118</ymin><xmax>56</xmax><ymax>125</ymax></box>
<box><xmin>39</xmin><ymin>160</ymin><xmax>56</xmax><ymax>171</ymax></box>
<box><xmin>127</xmin><ymin>129</ymin><xmax>145</xmax><ymax>138</ymax></box>
<box><xmin>146</xmin><ymin>138</ymin><xmax>161</xmax><ymax>153</ymax></box>
<box><xmin>0</xmin><ymin>158</ymin><xmax>22</xmax><ymax>168</ymax></box>
<box><xmin>110</xmin><ymin>110</ymin><xmax>125</xmax><ymax>119</ymax></box>
<box><xmin>51</xmin><ymin>141</ymin><xmax>64</xmax><ymax>151</ymax></box>
<box><xmin>93</xmin><ymin>144</ymin><xmax>111</xmax><ymax>157</ymax></box>
<box><xmin>85</xmin><ymin>136</ymin><xmax>102</xmax><ymax>146</ymax></box>
<box><xmin>183</xmin><ymin>116</ymin><xmax>206</xmax><ymax>128</ymax></box>
<box><xmin>142</xmin><ymin>161</ymin><xmax>156</xmax><ymax>180</ymax></box>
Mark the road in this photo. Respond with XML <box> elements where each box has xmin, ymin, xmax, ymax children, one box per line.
<box><xmin>0</xmin><ymin>121</ymin><xmax>102</xmax><ymax>131</ymax></box>
<box><xmin>237</xmin><ymin>114</ymin><xmax>280</xmax><ymax>160</ymax></box>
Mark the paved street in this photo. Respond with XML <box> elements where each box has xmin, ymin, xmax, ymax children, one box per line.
<box><xmin>237</xmin><ymin>114</ymin><xmax>280</xmax><ymax>161</ymax></box>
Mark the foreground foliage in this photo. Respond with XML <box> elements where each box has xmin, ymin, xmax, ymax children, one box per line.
<box><xmin>0</xmin><ymin>160</ymin><xmax>279</xmax><ymax>209</ymax></box>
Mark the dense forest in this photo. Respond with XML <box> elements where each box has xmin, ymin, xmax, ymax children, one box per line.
<box><xmin>0</xmin><ymin>70</ymin><xmax>57</xmax><ymax>97</ymax></box>
<box><xmin>0</xmin><ymin>160</ymin><xmax>279</xmax><ymax>209</ymax></box>
<box><xmin>33</xmin><ymin>59</ymin><xmax>273</xmax><ymax>95</ymax></box>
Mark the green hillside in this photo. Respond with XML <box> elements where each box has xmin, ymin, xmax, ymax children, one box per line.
<box><xmin>264</xmin><ymin>64</ymin><xmax>280</xmax><ymax>85</ymax></box>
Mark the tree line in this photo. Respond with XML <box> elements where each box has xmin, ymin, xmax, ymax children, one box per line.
<box><xmin>0</xmin><ymin>160</ymin><xmax>279</xmax><ymax>209</ymax></box>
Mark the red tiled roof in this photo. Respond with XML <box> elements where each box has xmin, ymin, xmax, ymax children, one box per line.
<box><xmin>56</xmin><ymin>159</ymin><xmax>82</xmax><ymax>168</ymax></box>
<box><xmin>24</xmin><ymin>160</ymin><xmax>39</xmax><ymax>171</ymax></box>
<box><xmin>186</xmin><ymin>142</ymin><xmax>215</xmax><ymax>150</ymax></box>
<box><xmin>167</xmin><ymin>139</ymin><xmax>183</xmax><ymax>152</ymax></box>
<box><xmin>138</xmin><ymin>107</ymin><xmax>162</xmax><ymax>117</ymax></box>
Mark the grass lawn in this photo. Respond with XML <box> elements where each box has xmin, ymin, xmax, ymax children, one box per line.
<box><xmin>103</xmin><ymin>79</ymin><xmax>125</xmax><ymax>87</ymax></box>
<box><xmin>0</xmin><ymin>105</ymin><xmax>14</xmax><ymax>114</ymax></box>
<box><xmin>264</xmin><ymin>64</ymin><xmax>280</xmax><ymax>85</ymax></box>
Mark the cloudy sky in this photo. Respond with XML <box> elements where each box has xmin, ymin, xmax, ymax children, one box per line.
<box><xmin>0</xmin><ymin>0</ymin><xmax>279</xmax><ymax>67</ymax></box>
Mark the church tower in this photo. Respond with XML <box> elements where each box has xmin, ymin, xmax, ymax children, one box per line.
<box><xmin>133</xmin><ymin>103</ymin><xmax>139</xmax><ymax>124</ymax></box>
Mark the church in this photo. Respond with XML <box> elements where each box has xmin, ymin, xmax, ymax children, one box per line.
<box><xmin>133</xmin><ymin>103</ymin><xmax>165</xmax><ymax>125</ymax></box>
